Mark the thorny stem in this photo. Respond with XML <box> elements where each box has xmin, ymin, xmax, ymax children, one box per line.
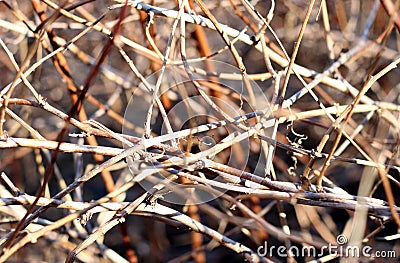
<box><xmin>1</xmin><ymin>1</ymin><xmax>400</xmax><ymax>261</ymax></box>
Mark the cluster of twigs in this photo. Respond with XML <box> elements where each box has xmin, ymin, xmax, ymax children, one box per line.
<box><xmin>0</xmin><ymin>0</ymin><xmax>400</xmax><ymax>262</ymax></box>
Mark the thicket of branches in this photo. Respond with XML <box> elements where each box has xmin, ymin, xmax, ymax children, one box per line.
<box><xmin>0</xmin><ymin>0</ymin><xmax>400</xmax><ymax>262</ymax></box>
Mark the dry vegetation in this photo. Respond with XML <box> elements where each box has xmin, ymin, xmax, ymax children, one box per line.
<box><xmin>0</xmin><ymin>0</ymin><xmax>400</xmax><ymax>262</ymax></box>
